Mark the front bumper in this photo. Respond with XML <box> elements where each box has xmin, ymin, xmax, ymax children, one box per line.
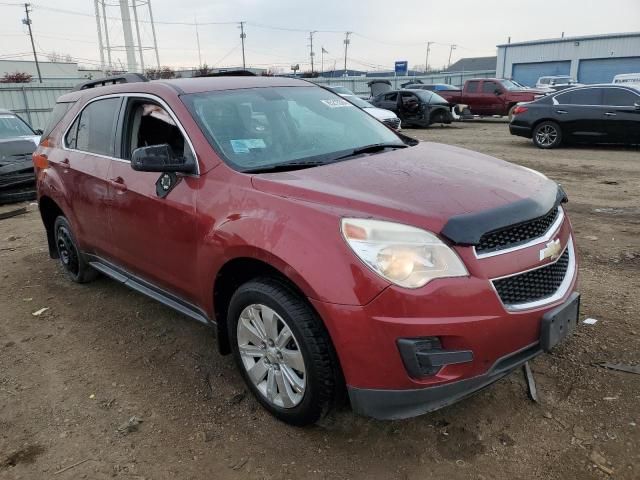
<box><xmin>349</xmin><ymin>341</ymin><xmax>542</xmax><ymax>420</ymax></box>
<box><xmin>309</xmin><ymin>222</ymin><xmax>578</xmax><ymax>419</ymax></box>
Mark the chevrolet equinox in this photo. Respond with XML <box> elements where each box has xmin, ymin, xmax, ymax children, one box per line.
<box><xmin>33</xmin><ymin>75</ymin><xmax>580</xmax><ymax>426</ymax></box>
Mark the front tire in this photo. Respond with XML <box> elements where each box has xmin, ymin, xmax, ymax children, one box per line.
<box><xmin>53</xmin><ymin>216</ymin><xmax>98</xmax><ymax>283</ymax></box>
<box><xmin>228</xmin><ymin>278</ymin><xmax>339</xmax><ymax>426</ymax></box>
<box><xmin>532</xmin><ymin>121</ymin><xmax>562</xmax><ymax>149</ymax></box>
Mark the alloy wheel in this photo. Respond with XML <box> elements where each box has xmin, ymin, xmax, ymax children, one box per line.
<box><xmin>535</xmin><ymin>125</ymin><xmax>558</xmax><ymax>147</ymax></box>
<box><xmin>236</xmin><ymin>303</ymin><xmax>306</xmax><ymax>408</ymax></box>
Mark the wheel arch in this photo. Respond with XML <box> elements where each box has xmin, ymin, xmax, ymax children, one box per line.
<box><xmin>39</xmin><ymin>195</ymin><xmax>66</xmax><ymax>258</ymax></box>
<box><xmin>212</xmin><ymin>255</ymin><xmax>320</xmax><ymax>355</ymax></box>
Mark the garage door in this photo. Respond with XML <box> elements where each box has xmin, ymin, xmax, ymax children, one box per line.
<box><xmin>512</xmin><ymin>61</ymin><xmax>571</xmax><ymax>87</ymax></box>
<box><xmin>578</xmin><ymin>57</ymin><xmax>640</xmax><ymax>84</ymax></box>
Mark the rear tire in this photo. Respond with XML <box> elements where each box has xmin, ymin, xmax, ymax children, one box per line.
<box><xmin>228</xmin><ymin>277</ymin><xmax>339</xmax><ymax>426</ymax></box>
<box><xmin>532</xmin><ymin>121</ymin><xmax>562</xmax><ymax>149</ymax></box>
<box><xmin>53</xmin><ymin>216</ymin><xmax>98</xmax><ymax>283</ymax></box>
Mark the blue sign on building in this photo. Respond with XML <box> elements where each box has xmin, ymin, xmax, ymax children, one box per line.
<box><xmin>394</xmin><ymin>61</ymin><xmax>408</xmax><ymax>75</ymax></box>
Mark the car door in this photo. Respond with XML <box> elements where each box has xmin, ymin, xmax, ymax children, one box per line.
<box><xmin>106</xmin><ymin>96</ymin><xmax>201</xmax><ymax>303</ymax></box>
<box><xmin>399</xmin><ymin>91</ymin><xmax>423</xmax><ymax>124</ymax></box>
<box><xmin>377</xmin><ymin>92</ymin><xmax>398</xmax><ymax>113</ymax></box>
<box><xmin>601</xmin><ymin>87</ymin><xmax>640</xmax><ymax>144</ymax></box>
<box><xmin>463</xmin><ymin>80</ymin><xmax>482</xmax><ymax>114</ymax></box>
<box><xmin>481</xmin><ymin>80</ymin><xmax>505</xmax><ymax>114</ymax></box>
<box><xmin>552</xmin><ymin>88</ymin><xmax>606</xmax><ymax>142</ymax></box>
<box><xmin>61</xmin><ymin>97</ymin><xmax>123</xmax><ymax>256</ymax></box>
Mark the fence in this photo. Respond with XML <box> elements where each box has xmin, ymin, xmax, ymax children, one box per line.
<box><xmin>0</xmin><ymin>81</ymin><xmax>77</xmax><ymax>130</ymax></box>
<box><xmin>0</xmin><ymin>69</ymin><xmax>497</xmax><ymax>130</ymax></box>
<box><xmin>309</xmin><ymin>70</ymin><xmax>497</xmax><ymax>96</ymax></box>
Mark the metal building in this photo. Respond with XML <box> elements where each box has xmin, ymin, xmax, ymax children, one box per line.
<box><xmin>496</xmin><ymin>32</ymin><xmax>640</xmax><ymax>86</ymax></box>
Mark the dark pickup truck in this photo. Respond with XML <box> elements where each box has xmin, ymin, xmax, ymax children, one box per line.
<box><xmin>437</xmin><ymin>78</ymin><xmax>547</xmax><ymax>118</ymax></box>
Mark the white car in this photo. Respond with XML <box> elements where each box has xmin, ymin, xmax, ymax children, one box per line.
<box><xmin>342</xmin><ymin>95</ymin><xmax>401</xmax><ymax>131</ymax></box>
<box><xmin>613</xmin><ymin>73</ymin><xmax>640</xmax><ymax>87</ymax></box>
<box><xmin>536</xmin><ymin>76</ymin><xmax>581</xmax><ymax>90</ymax></box>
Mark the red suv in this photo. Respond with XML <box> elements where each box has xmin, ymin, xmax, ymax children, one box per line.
<box><xmin>33</xmin><ymin>74</ymin><xmax>579</xmax><ymax>425</ymax></box>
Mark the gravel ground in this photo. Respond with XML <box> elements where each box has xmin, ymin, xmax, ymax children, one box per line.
<box><xmin>1</xmin><ymin>120</ymin><xmax>638</xmax><ymax>479</ymax></box>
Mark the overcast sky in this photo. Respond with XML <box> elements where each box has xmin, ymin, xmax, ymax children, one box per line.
<box><xmin>1</xmin><ymin>0</ymin><xmax>639</xmax><ymax>73</ymax></box>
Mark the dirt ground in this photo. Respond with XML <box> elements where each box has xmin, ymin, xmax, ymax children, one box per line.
<box><xmin>1</xmin><ymin>121</ymin><xmax>639</xmax><ymax>480</ymax></box>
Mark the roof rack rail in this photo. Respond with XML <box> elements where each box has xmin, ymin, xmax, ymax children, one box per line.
<box><xmin>74</xmin><ymin>73</ymin><xmax>149</xmax><ymax>91</ymax></box>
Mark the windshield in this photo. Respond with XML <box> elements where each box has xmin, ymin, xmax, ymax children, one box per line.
<box><xmin>183</xmin><ymin>86</ymin><xmax>403</xmax><ymax>171</ymax></box>
<box><xmin>0</xmin><ymin>113</ymin><xmax>35</xmax><ymax>139</ymax></box>
<box><xmin>328</xmin><ymin>86</ymin><xmax>354</xmax><ymax>95</ymax></box>
<box><xmin>342</xmin><ymin>95</ymin><xmax>372</xmax><ymax>109</ymax></box>
<box><xmin>411</xmin><ymin>90</ymin><xmax>449</xmax><ymax>104</ymax></box>
<box><xmin>499</xmin><ymin>80</ymin><xmax>523</xmax><ymax>91</ymax></box>
<box><xmin>434</xmin><ymin>84</ymin><xmax>459</xmax><ymax>91</ymax></box>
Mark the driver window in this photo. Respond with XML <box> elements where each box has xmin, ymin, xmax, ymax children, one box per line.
<box><xmin>123</xmin><ymin>100</ymin><xmax>192</xmax><ymax>161</ymax></box>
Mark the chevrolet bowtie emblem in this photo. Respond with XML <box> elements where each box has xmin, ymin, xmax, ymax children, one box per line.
<box><xmin>539</xmin><ymin>239</ymin><xmax>562</xmax><ymax>261</ymax></box>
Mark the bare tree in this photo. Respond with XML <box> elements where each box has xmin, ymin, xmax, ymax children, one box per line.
<box><xmin>1</xmin><ymin>72</ymin><xmax>32</xmax><ymax>83</ymax></box>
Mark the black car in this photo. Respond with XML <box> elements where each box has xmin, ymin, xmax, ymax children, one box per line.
<box><xmin>370</xmin><ymin>89</ymin><xmax>453</xmax><ymax>127</ymax></box>
<box><xmin>509</xmin><ymin>84</ymin><xmax>640</xmax><ymax>148</ymax></box>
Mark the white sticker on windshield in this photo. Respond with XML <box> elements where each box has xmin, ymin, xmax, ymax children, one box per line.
<box><xmin>321</xmin><ymin>98</ymin><xmax>353</xmax><ymax>108</ymax></box>
<box><xmin>230</xmin><ymin>138</ymin><xmax>266</xmax><ymax>153</ymax></box>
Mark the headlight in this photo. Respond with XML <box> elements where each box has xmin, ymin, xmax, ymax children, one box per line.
<box><xmin>341</xmin><ymin>218</ymin><xmax>468</xmax><ymax>289</ymax></box>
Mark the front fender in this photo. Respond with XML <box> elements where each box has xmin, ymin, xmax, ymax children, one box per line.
<box><xmin>195</xmin><ymin>183</ymin><xmax>391</xmax><ymax>316</ymax></box>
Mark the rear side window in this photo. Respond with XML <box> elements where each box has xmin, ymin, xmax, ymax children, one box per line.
<box><xmin>555</xmin><ymin>88</ymin><xmax>603</xmax><ymax>106</ymax></box>
<box><xmin>466</xmin><ymin>81</ymin><xmax>480</xmax><ymax>93</ymax></box>
<box><xmin>602</xmin><ymin>88</ymin><xmax>639</xmax><ymax>106</ymax></box>
<box><xmin>41</xmin><ymin>101</ymin><xmax>74</xmax><ymax>139</ymax></box>
<box><xmin>384</xmin><ymin>92</ymin><xmax>398</xmax><ymax>101</ymax></box>
<box><xmin>66</xmin><ymin>97</ymin><xmax>121</xmax><ymax>156</ymax></box>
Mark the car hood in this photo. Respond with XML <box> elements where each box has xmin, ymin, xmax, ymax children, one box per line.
<box><xmin>0</xmin><ymin>137</ymin><xmax>39</xmax><ymax>162</ymax></box>
<box><xmin>251</xmin><ymin>142</ymin><xmax>554</xmax><ymax>234</ymax></box>
<box><xmin>363</xmin><ymin>106</ymin><xmax>397</xmax><ymax>120</ymax></box>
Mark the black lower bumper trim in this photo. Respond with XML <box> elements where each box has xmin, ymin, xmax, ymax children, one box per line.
<box><xmin>348</xmin><ymin>342</ymin><xmax>543</xmax><ymax>420</ymax></box>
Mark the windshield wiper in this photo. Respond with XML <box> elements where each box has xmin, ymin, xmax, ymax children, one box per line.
<box><xmin>242</xmin><ymin>143</ymin><xmax>409</xmax><ymax>174</ymax></box>
<box><xmin>242</xmin><ymin>160</ymin><xmax>327</xmax><ymax>174</ymax></box>
<box><xmin>329</xmin><ymin>143</ymin><xmax>408</xmax><ymax>162</ymax></box>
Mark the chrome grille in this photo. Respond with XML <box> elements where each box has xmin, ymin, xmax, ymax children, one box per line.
<box><xmin>493</xmin><ymin>248</ymin><xmax>570</xmax><ymax>306</ymax></box>
<box><xmin>476</xmin><ymin>207</ymin><xmax>560</xmax><ymax>254</ymax></box>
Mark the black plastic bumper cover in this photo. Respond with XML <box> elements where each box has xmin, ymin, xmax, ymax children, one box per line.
<box><xmin>348</xmin><ymin>342</ymin><xmax>544</xmax><ymax>420</ymax></box>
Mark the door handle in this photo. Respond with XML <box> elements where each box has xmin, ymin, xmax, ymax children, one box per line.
<box><xmin>108</xmin><ymin>176</ymin><xmax>127</xmax><ymax>192</ymax></box>
<box><xmin>604</xmin><ymin>112</ymin><xmax>617</xmax><ymax>116</ymax></box>
<box><xmin>555</xmin><ymin>110</ymin><xmax>568</xmax><ymax>114</ymax></box>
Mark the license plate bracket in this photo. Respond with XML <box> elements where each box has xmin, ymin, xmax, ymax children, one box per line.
<box><xmin>541</xmin><ymin>292</ymin><xmax>580</xmax><ymax>352</ymax></box>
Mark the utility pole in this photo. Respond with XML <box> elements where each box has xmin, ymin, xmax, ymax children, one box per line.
<box><xmin>239</xmin><ymin>21</ymin><xmax>246</xmax><ymax>69</ymax></box>
<box><xmin>425</xmin><ymin>41</ymin><xmax>434</xmax><ymax>73</ymax></box>
<box><xmin>448</xmin><ymin>44</ymin><xmax>457</xmax><ymax>69</ymax></box>
<box><xmin>22</xmin><ymin>3</ymin><xmax>42</xmax><ymax>83</ymax></box>
<box><xmin>195</xmin><ymin>17</ymin><xmax>202</xmax><ymax>66</ymax></box>
<box><xmin>147</xmin><ymin>0</ymin><xmax>161</xmax><ymax>69</ymax></box>
<box><xmin>309</xmin><ymin>31</ymin><xmax>316</xmax><ymax>74</ymax></box>
<box><xmin>101</xmin><ymin>0</ymin><xmax>113</xmax><ymax>71</ymax></box>
<box><xmin>343</xmin><ymin>31</ymin><xmax>351</xmax><ymax>77</ymax></box>
<box><xmin>93</xmin><ymin>0</ymin><xmax>106</xmax><ymax>73</ymax></box>
<box><xmin>131</xmin><ymin>0</ymin><xmax>145</xmax><ymax>73</ymax></box>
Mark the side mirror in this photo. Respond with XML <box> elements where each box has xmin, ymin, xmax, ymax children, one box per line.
<box><xmin>131</xmin><ymin>144</ymin><xmax>195</xmax><ymax>173</ymax></box>
<box><xmin>494</xmin><ymin>89</ymin><xmax>503</xmax><ymax>95</ymax></box>
<box><xmin>34</xmin><ymin>129</ymin><xmax>43</xmax><ymax>135</ymax></box>
<box><xmin>635</xmin><ymin>103</ymin><xmax>640</xmax><ymax>110</ymax></box>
